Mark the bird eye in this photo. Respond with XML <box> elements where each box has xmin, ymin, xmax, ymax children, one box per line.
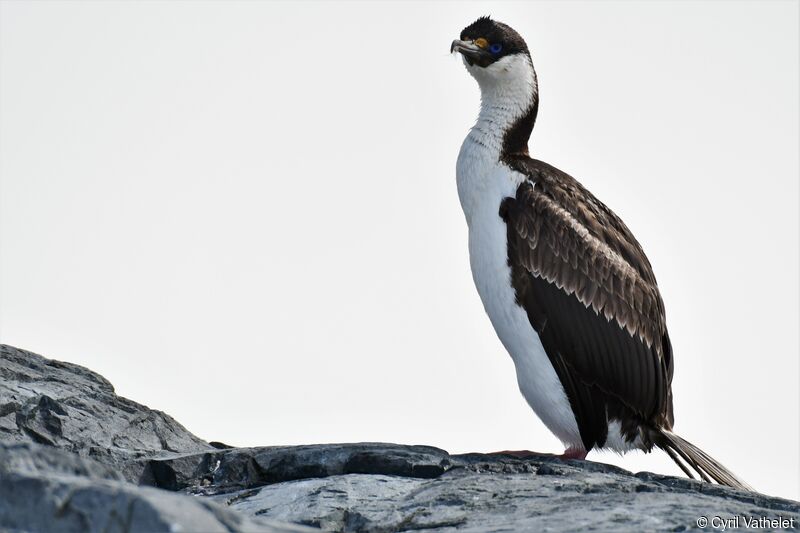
<box><xmin>489</xmin><ymin>43</ymin><xmax>503</xmax><ymax>54</ymax></box>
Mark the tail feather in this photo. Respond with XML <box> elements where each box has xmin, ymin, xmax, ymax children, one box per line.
<box><xmin>661</xmin><ymin>444</ymin><xmax>701</xmax><ymax>481</ymax></box>
<box><xmin>656</xmin><ymin>429</ymin><xmax>753</xmax><ymax>491</ymax></box>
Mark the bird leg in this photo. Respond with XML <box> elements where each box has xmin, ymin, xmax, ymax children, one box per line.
<box><xmin>558</xmin><ymin>447</ymin><xmax>588</xmax><ymax>460</ymax></box>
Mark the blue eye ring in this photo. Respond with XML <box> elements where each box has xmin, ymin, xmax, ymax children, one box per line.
<box><xmin>489</xmin><ymin>43</ymin><xmax>503</xmax><ymax>54</ymax></box>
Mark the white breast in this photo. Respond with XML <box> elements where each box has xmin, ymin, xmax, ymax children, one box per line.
<box><xmin>456</xmin><ymin>131</ymin><xmax>583</xmax><ymax>450</ymax></box>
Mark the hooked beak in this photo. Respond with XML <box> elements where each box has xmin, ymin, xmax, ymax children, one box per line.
<box><xmin>451</xmin><ymin>39</ymin><xmax>493</xmax><ymax>67</ymax></box>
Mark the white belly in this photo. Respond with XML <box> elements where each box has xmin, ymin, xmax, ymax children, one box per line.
<box><xmin>456</xmin><ymin>140</ymin><xmax>583</xmax><ymax>450</ymax></box>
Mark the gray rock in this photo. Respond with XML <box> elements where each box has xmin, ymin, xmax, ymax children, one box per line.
<box><xmin>2</xmin><ymin>344</ymin><xmax>799</xmax><ymax>533</ymax></box>
<box><xmin>0</xmin><ymin>441</ymin><xmax>123</xmax><ymax>481</ymax></box>
<box><xmin>0</xmin><ymin>442</ymin><xmax>315</xmax><ymax>533</ymax></box>
<box><xmin>138</xmin><ymin>443</ymin><xmax>451</xmax><ymax>494</ymax></box>
<box><xmin>142</xmin><ymin>445</ymin><xmax>800</xmax><ymax>532</ymax></box>
<box><xmin>0</xmin><ymin>344</ymin><xmax>211</xmax><ymax>481</ymax></box>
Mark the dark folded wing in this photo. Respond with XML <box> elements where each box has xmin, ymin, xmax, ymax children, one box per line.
<box><xmin>501</xmin><ymin>157</ymin><xmax>674</xmax><ymax>450</ymax></box>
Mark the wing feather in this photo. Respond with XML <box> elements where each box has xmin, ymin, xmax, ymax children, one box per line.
<box><xmin>501</xmin><ymin>156</ymin><xmax>674</xmax><ymax>449</ymax></box>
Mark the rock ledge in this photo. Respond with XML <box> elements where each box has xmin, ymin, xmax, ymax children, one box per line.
<box><xmin>1</xmin><ymin>344</ymin><xmax>797</xmax><ymax>532</ymax></box>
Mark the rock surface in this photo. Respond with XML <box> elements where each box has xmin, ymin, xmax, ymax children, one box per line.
<box><xmin>1</xmin><ymin>344</ymin><xmax>799</xmax><ymax>533</ymax></box>
<box><xmin>0</xmin><ymin>344</ymin><xmax>211</xmax><ymax>482</ymax></box>
<box><xmin>145</xmin><ymin>444</ymin><xmax>800</xmax><ymax>532</ymax></box>
<box><xmin>0</xmin><ymin>442</ymin><xmax>314</xmax><ymax>533</ymax></box>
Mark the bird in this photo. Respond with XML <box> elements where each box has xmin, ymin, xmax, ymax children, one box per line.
<box><xmin>451</xmin><ymin>16</ymin><xmax>750</xmax><ymax>490</ymax></box>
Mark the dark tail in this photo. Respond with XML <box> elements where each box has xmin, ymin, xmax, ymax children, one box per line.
<box><xmin>656</xmin><ymin>429</ymin><xmax>753</xmax><ymax>491</ymax></box>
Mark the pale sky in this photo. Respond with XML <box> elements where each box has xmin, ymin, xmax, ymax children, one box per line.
<box><xmin>1</xmin><ymin>1</ymin><xmax>797</xmax><ymax>500</ymax></box>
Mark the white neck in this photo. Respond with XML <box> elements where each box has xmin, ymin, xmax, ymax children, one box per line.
<box><xmin>465</xmin><ymin>53</ymin><xmax>538</xmax><ymax>158</ymax></box>
<box><xmin>456</xmin><ymin>53</ymin><xmax>539</xmax><ymax>225</ymax></box>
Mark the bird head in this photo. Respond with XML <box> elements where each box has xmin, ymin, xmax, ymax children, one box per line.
<box><xmin>451</xmin><ymin>17</ymin><xmax>535</xmax><ymax>95</ymax></box>
<box><xmin>451</xmin><ymin>17</ymin><xmax>539</xmax><ymax>155</ymax></box>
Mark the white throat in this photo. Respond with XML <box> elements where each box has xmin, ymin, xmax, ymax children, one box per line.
<box><xmin>456</xmin><ymin>53</ymin><xmax>538</xmax><ymax>223</ymax></box>
<box><xmin>464</xmin><ymin>53</ymin><xmax>538</xmax><ymax>158</ymax></box>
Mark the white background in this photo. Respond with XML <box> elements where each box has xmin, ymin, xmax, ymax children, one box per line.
<box><xmin>1</xmin><ymin>1</ymin><xmax>797</xmax><ymax>500</ymax></box>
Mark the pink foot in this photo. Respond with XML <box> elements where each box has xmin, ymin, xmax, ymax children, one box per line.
<box><xmin>558</xmin><ymin>447</ymin><xmax>588</xmax><ymax>460</ymax></box>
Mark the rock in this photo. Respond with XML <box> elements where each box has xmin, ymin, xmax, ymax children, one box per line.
<box><xmin>0</xmin><ymin>344</ymin><xmax>211</xmax><ymax>481</ymax></box>
<box><xmin>142</xmin><ymin>444</ymin><xmax>800</xmax><ymax>532</ymax></box>
<box><xmin>2</xmin><ymin>343</ymin><xmax>799</xmax><ymax>533</ymax></box>
<box><xmin>0</xmin><ymin>442</ymin><xmax>315</xmax><ymax>533</ymax></box>
<box><xmin>0</xmin><ymin>441</ymin><xmax>123</xmax><ymax>482</ymax></box>
<box><xmin>138</xmin><ymin>443</ymin><xmax>451</xmax><ymax>494</ymax></box>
